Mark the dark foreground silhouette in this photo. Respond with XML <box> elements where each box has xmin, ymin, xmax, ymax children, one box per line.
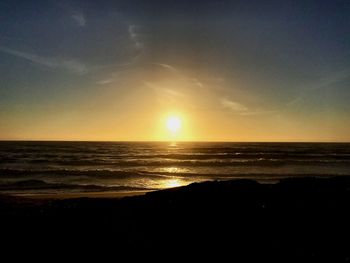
<box><xmin>1</xmin><ymin>176</ymin><xmax>350</xmax><ymax>261</ymax></box>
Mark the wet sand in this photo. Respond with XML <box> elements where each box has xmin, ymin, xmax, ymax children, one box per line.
<box><xmin>15</xmin><ymin>190</ymin><xmax>152</xmax><ymax>200</ymax></box>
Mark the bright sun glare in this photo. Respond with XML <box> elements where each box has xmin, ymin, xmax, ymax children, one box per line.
<box><xmin>166</xmin><ymin>116</ymin><xmax>181</xmax><ymax>134</ymax></box>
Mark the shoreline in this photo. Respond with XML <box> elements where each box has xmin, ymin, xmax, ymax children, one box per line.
<box><xmin>0</xmin><ymin>175</ymin><xmax>333</xmax><ymax>200</ymax></box>
<box><xmin>0</xmin><ymin>174</ymin><xmax>342</xmax><ymax>201</ymax></box>
<box><xmin>1</xmin><ymin>175</ymin><xmax>350</xmax><ymax>259</ymax></box>
<box><xmin>12</xmin><ymin>190</ymin><xmax>153</xmax><ymax>200</ymax></box>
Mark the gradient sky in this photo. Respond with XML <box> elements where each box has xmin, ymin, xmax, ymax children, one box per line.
<box><xmin>0</xmin><ymin>0</ymin><xmax>349</xmax><ymax>141</ymax></box>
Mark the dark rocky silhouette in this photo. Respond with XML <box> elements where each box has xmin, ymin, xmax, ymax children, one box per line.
<box><xmin>1</xmin><ymin>176</ymin><xmax>350</xmax><ymax>261</ymax></box>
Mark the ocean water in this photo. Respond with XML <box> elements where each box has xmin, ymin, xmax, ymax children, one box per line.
<box><xmin>1</xmin><ymin>141</ymin><xmax>350</xmax><ymax>196</ymax></box>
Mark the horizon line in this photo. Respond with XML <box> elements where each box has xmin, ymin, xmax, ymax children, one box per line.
<box><xmin>0</xmin><ymin>139</ymin><xmax>349</xmax><ymax>143</ymax></box>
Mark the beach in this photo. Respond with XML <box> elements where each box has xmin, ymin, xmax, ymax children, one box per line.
<box><xmin>1</xmin><ymin>176</ymin><xmax>350</xmax><ymax>260</ymax></box>
<box><xmin>2</xmin><ymin>0</ymin><xmax>349</xmax><ymax>260</ymax></box>
<box><xmin>12</xmin><ymin>190</ymin><xmax>151</xmax><ymax>199</ymax></box>
<box><xmin>1</xmin><ymin>142</ymin><xmax>350</xmax><ymax>260</ymax></box>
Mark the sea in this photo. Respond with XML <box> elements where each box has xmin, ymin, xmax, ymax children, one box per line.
<box><xmin>1</xmin><ymin>141</ymin><xmax>350</xmax><ymax>196</ymax></box>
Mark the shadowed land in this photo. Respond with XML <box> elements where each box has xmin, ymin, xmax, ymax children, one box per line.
<box><xmin>1</xmin><ymin>176</ymin><xmax>350</xmax><ymax>260</ymax></box>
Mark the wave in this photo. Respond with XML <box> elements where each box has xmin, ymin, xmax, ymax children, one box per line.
<box><xmin>2</xmin><ymin>152</ymin><xmax>350</xmax><ymax>163</ymax></box>
<box><xmin>3</xmin><ymin>174</ymin><xmax>350</xmax><ymax>194</ymax></box>
<box><xmin>2</xmin><ymin>142</ymin><xmax>350</xmax><ymax>194</ymax></box>
<box><xmin>2</xmin><ymin>157</ymin><xmax>349</xmax><ymax>168</ymax></box>
<box><xmin>2</xmin><ymin>167</ymin><xmax>350</xmax><ymax>185</ymax></box>
<box><xmin>53</xmin><ymin>158</ymin><xmax>350</xmax><ymax>167</ymax></box>
<box><xmin>0</xmin><ymin>168</ymin><xmax>168</xmax><ymax>179</ymax></box>
<box><xmin>0</xmin><ymin>179</ymin><xmax>151</xmax><ymax>192</ymax></box>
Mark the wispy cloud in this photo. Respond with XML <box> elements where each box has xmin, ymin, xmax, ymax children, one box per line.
<box><xmin>287</xmin><ymin>68</ymin><xmax>350</xmax><ymax>106</ymax></box>
<box><xmin>128</xmin><ymin>25</ymin><xmax>144</xmax><ymax>50</ymax></box>
<box><xmin>221</xmin><ymin>98</ymin><xmax>276</xmax><ymax>116</ymax></box>
<box><xmin>96</xmin><ymin>78</ymin><xmax>114</xmax><ymax>85</ymax></box>
<box><xmin>154</xmin><ymin>63</ymin><xmax>178</xmax><ymax>72</ymax></box>
<box><xmin>189</xmin><ymin>78</ymin><xmax>204</xmax><ymax>88</ymax></box>
<box><xmin>98</xmin><ymin>62</ymin><xmax>197</xmax><ymax>87</ymax></box>
<box><xmin>238</xmin><ymin>110</ymin><xmax>277</xmax><ymax>116</ymax></box>
<box><xmin>144</xmin><ymin>81</ymin><xmax>185</xmax><ymax>97</ymax></box>
<box><xmin>71</xmin><ymin>12</ymin><xmax>86</xmax><ymax>27</ymax></box>
<box><xmin>221</xmin><ymin>98</ymin><xmax>248</xmax><ymax>112</ymax></box>
<box><xmin>151</xmin><ymin>64</ymin><xmax>205</xmax><ymax>88</ymax></box>
<box><xmin>0</xmin><ymin>46</ymin><xmax>88</xmax><ymax>74</ymax></box>
<box><xmin>144</xmin><ymin>81</ymin><xmax>186</xmax><ymax>106</ymax></box>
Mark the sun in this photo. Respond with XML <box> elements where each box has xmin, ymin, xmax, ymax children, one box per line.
<box><xmin>166</xmin><ymin>116</ymin><xmax>181</xmax><ymax>134</ymax></box>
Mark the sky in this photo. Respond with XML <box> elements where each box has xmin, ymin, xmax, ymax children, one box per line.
<box><xmin>0</xmin><ymin>0</ymin><xmax>349</xmax><ymax>141</ymax></box>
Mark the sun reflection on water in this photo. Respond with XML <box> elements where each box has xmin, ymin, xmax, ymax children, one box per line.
<box><xmin>169</xmin><ymin>142</ymin><xmax>178</xmax><ymax>148</ymax></box>
<box><xmin>161</xmin><ymin>178</ymin><xmax>186</xmax><ymax>188</ymax></box>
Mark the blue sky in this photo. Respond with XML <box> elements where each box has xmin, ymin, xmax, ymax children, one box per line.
<box><xmin>0</xmin><ymin>0</ymin><xmax>349</xmax><ymax>141</ymax></box>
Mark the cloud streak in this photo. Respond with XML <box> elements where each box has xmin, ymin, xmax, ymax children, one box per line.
<box><xmin>95</xmin><ymin>63</ymin><xmax>183</xmax><ymax>84</ymax></box>
<box><xmin>287</xmin><ymin>68</ymin><xmax>350</xmax><ymax>106</ymax></box>
<box><xmin>128</xmin><ymin>25</ymin><xmax>144</xmax><ymax>50</ymax></box>
<box><xmin>0</xmin><ymin>46</ymin><xmax>88</xmax><ymax>74</ymax></box>
<box><xmin>221</xmin><ymin>98</ymin><xmax>276</xmax><ymax>116</ymax></box>
<box><xmin>221</xmin><ymin>98</ymin><xmax>248</xmax><ymax>112</ymax></box>
<box><xmin>144</xmin><ymin>81</ymin><xmax>185</xmax><ymax>97</ymax></box>
<box><xmin>96</xmin><ymin>78</ymin><xmax>114</xmax><ymax>85</ymax></box>
<box><xmin>154</xmin><ymin>63</ymin><xmax>178</xmax><ymax>72</ymax></box>
<box><xmin>71</xmin><ymin>12</ymin><xmax>86</xmax><ymax>27</ymax></box>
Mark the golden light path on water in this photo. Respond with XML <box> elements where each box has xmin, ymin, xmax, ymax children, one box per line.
<box><xmin>136</xmin><ymin>143</ymin><xmax>198</xmax><ymax>190</ymax></box>
<box><xmin>157</xmin><ymin>143</ymin><xmax>190</xmax><ymax>189</ymax></box>
<box><xmin>158</xmin><ymin>167</ymin><xmax>189</xmax><ymax>188</ymax></box>
<box><xmin>161</xmin><ymin>178</ymin><xmax>186</xmax><ymax>188</ymax></box>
